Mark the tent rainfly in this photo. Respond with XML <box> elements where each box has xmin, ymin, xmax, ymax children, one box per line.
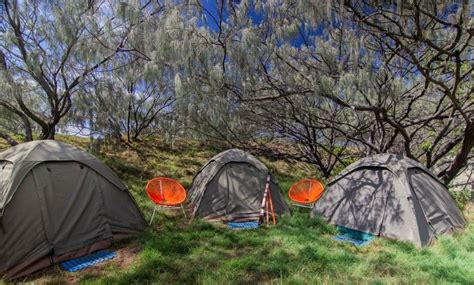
<box><xmin>310</xmin><ymin>154</ymin><xmax>466</xmax><ymax>246</ymax></box>
<box><xmin>187</xmin><ymin>149</ymin><xmax>290</xmax><ymax>221</ymax></box>
<box><xmin>0</xmin><ymin>141</ymin><xmax>147</xmax><ymax>279</ymax></box>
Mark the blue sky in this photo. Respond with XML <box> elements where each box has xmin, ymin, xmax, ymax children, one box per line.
<box><xmin>199</xmin><ymin>0</ymin><xmax>327</xmax><ymax>47</ymax></box>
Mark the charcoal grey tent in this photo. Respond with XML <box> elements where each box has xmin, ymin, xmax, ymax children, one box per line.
<box><xmin>188</xmin><ymin>149</ymin><xmax>290</xmax><ymax>221</ymax></box>
<box><xmin>0</xmin><ymin>140</ymin><xmax>146</xmax><ymax>278</ymax></box>
<box><xmin>310</xmin><ymin>154</ymin><xmax>466</xmax><ymax>246</ymax></box>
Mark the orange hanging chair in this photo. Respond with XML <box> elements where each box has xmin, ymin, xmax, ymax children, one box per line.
<box><xmin>288</xmin><ymin>179</ymin><xmax>324</xmax><ymax>208</ymax></box>
<box><xmin>145</xmin><ymin>177</ymin><xmax>187</xmax><ymax>224</ymax></box>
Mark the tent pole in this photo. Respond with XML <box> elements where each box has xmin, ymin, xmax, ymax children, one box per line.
<box><xmin>266</xmin><ymin>194</ymin><xmax>270</xmax><ymax>224</ymax></box>
<box><xmin>268</xmin><ymin>188</ymin><xmax>276</xmax><ymax>224</ymax></box>
<box><xmin>259</xmin><ymin>175</ymin><xmax>271</xmax><ymax>224</ymax></box>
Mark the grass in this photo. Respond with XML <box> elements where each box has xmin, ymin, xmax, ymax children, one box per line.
<box><xmin>0</xmin><ymin>137</ymin><xmax>473</xmax><ymax>284</ymax></box>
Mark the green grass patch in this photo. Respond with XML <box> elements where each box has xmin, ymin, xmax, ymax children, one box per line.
<box><xmin>1</xmin><ymin>137</ymin><xmax>473</xmax><ymax>284</ymax></box>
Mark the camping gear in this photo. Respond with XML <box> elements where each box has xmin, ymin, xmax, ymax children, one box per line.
<box><xmin>0</xmin><ymin>140</ymin><xmax>147</xmax><ymax>279</ymax></box>
<box><xmin>187</xmin><ymin>149</ymin><xmax>290</xmax><ymax>222</ymax></box>
<box><xmin>227</xmin><ymin>221</ymin><xmax>260</xmax><ymax>229</ymax></box>
<box><xmin>311</xmin><ymin>154</ymin><xmax>466</xmax><ymax>247</ymax></box>
<box><xmin>259</xmin><ymin>175</ymin><xmax>276</xmax><ymax>225</ymax></box>
<box><xmin>333</xmin><ymin>226</ymin><xmax>375</xmax><ymax>247</ymax></box>
<box><xmin>267</xmin><ymin>185</ymin><xmax>276</xmax><ymax>224</ymax></box>
<box><xmin>288</xmin><ymin>179</ymin><xmax>324</xmax><ymax>208</ymax></box>
<box><xmin>332</xmin><ymin>235</ymin><xmax>374</xmax><ymax>247</ymax></box>
<box><xmin>145</xmin><ymin>177</ymin><xmax>187</xmax><ymax>224</ymax></box>
<box><xmin>60</xmin><ymin>250</ymin><xmax>117</xmax><ymax>272</ymax></box>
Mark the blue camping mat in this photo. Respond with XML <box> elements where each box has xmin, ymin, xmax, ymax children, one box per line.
<box><xmin>227</xmin><ymin>221</ymin><xmax>260</xmax><ymax>229</ymax></box>
<box><xmin>60</xmin><ymin>250</ymin><xmax>117</xmax><ymax>272</ymax></box>
<box><xmin>333</xmin><ymin>226</ymin><xmax>375</xmax><ymax>247</ymax></box>
<box><xmin>333</xmin><ymin>235</ymin><xmax>374</xmax><ymax>246</ymax></box>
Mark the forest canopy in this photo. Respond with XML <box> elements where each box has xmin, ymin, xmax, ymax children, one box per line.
<box><xmin>0</xmin><ymin>0</ymin><xmax>472</xmax><ymax>185</ymax></box>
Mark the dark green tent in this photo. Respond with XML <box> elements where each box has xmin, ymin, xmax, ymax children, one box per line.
<box><xmin>187</xmin><ymin>149</ymin><xmax>290</xmax><ymax>222</ymax></box>
<box><xmin>311</xmin><ymin>154</ymin><xmax>466</xmax><ymax>246</ymax></box>
<box><xmin>0</xmin><ymin>140</ymin><xmax>146</xmax><ymax>278</ymax></box>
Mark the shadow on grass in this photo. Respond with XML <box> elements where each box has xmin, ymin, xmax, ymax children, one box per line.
<box><xmin>88</xmin><ymin>213</ymin><xmax>351</xmax><ymax>284</ymax></box>
<box><xmin>88</xmin><ymin>206</ymin><xmax>473</xmax><ymax>284</ymax></box>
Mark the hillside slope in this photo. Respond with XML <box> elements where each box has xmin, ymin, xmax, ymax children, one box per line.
<box><xmin>0</xmin><ymin>137</ymin><xmax>472</xmax><ymax>284</ymax></box>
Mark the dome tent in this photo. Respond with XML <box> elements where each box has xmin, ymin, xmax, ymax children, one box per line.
<box><xmin>310</xmin><ymin>154</ymin><xmax>466</xmax><ymax>246</ymax></box>
<box><xmin>188</xmin><ymin>149</ymin><xmax>290</xmax><ymax>221</ymax></box>
<box><xmin>0</xmin><ymin>140</ymin><xmax>147</xmax><ymax>278</ymax></box>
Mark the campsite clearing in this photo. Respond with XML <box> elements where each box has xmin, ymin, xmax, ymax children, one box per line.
<box><xmin>1</xmin><ymin>137</ymin><xmax>472</xmax><ymax>284</ymax></box>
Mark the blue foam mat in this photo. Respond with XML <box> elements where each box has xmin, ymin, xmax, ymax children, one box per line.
<box><xmin>227</xmin><ymin>221</ymin><xmax>260</xmax><ymax>229</ymax></box>
<box><xmin>333</xmin><ymin>235</ymin><xmax>374</xmax><ymax>246</ymax></box>
<box><xmin>60</xmin><ymin>250</ymin><xmax>116</xmax><ymax>272</ymax></box>
<box><xmin>333</xmin><ymin>226</ymin><xmax>375</xmax><ymax>247</ymax></box>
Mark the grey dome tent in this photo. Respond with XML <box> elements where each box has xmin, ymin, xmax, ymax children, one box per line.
<box><xmin>188</xmin><ymin>149</ymin><xmax>290</xmax><ymax>221</ymax></box>
<box><xmin>310</xmin><ymin>154</ymin><xmax>466</xmax><ymax>246</ymax></box>
<box><xmin>0</xmin><ymin>140</ymin><xmax>146</xmax><ymax>278</ymax></box>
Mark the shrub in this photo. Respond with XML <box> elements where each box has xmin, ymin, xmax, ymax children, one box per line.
<box><xmin>449</xmin><ymin>188</ymin><xmax>472</xmax><ymax>211</ymax></box>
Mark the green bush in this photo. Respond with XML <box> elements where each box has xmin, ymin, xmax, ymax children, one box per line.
<box><xmin>449</xmin><ymin>188</ymin><xmax>472</xmax><ymax>211</ymax></box>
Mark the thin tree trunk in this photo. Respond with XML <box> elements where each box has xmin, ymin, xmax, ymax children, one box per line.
<box><xmin>41</xmin><ymin>125</ymin><xmax>56</xmax><ymax>140</ymax></box>
<box><xmin>23</xmin><ymin>123</ymin><xmax>33</xmax><ymax>141</ymax></box>
<box><xmin>438</xmin><ymin>124</ymin><xmax>474</xmax><ymax>185</ymax></box>
<box><xmin>0</xmin><ymin>131</ymin><xmax>18</xmax><ymax>146</ymax></box>
<box><xmin>127</xmin><ymin>100</ymin><xmax>132</xmax><ymax>143</ymax></box>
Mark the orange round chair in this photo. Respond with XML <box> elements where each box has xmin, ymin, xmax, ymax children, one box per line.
<box><xmin>288</xmin><ymin>179</ymin><xmax>324</xmax><ymax>207</ymax></box>
<box><xmin>145</xmin><ymin>177</ymin><xmax>187</xmax><ymax>224</ymax></box>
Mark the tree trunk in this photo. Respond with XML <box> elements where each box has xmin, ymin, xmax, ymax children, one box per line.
<box><xmin>41</xmin><ymin>125</ymin><xmax>56</xmax><ymax>140</ymax></box>
<box><xmin>127</xmin><ymin>100</ymin><xmax>132</xmax><ymax>143</ymax></box>
<box><xmin>438</xmin><ymin>124</ymin><xmax>474</xmax><ymax>185</ymax></box>
<box><xmin>0</xmin><ymin>131</ymin><xmax>18</xmax><ymax>146</ymax></box>
<box><xmin>22</xmin><ymin>118</ymin><xmax>33</xmax><ymax>141</ymax></box>
<box><xmin>133</xmin><ymin>131</ymin><xmax>142</xmax><ymax>142</ymax></box>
